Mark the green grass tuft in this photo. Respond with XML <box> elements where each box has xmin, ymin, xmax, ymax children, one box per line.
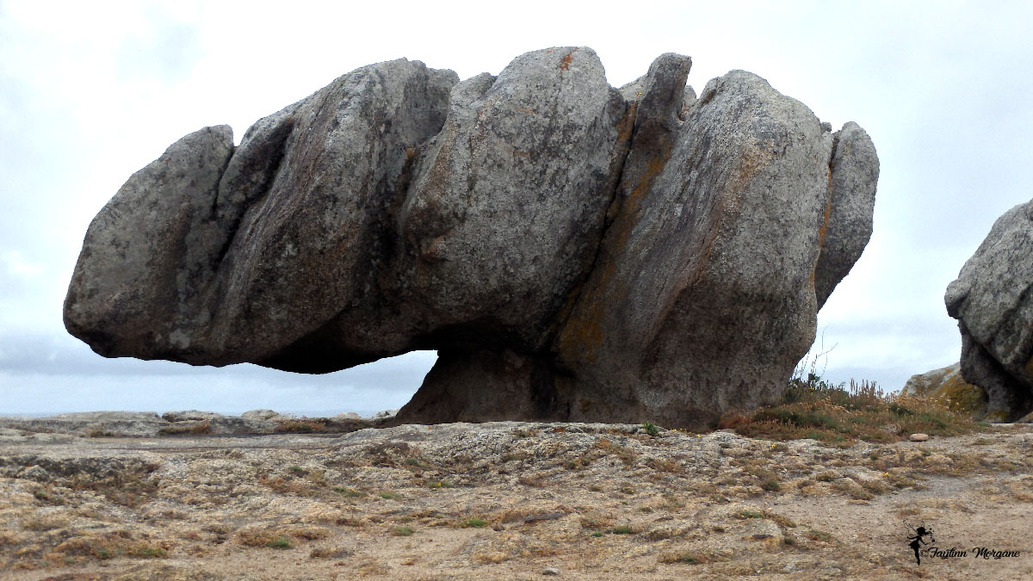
<box><xmin>267</xmin><ymin>536</ymin><xmax>293</xmax><ymax>550</ymax></box>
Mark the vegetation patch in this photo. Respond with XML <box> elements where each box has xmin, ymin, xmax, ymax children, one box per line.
<box><xmin>267</xmin><ymin>536</ymin><xmax>293</xmax><ymax>550</ymax></box>
<box><xmin>333</xmin><ymin>486</ymin><xmax>367</xmax><ymax>498</ymax></box>
<box><xmin>274</xmin><ymin>419</ymin><xmax>326</xmax><ymax>433</ymax></box>
<box><xmin>51</xmin><ymin>532</ymin><xmax>172</xmax><ymax>563</ymax></box>
<box><xmin>719</xmin><ymin>374</ymin><xmax>987</xmax><ymax>447</ymax></box>
<box><xmin>659</xmin><ymin>552</ymin><xmax>710</xmax><ymax>564</ymax></box>
<box><xmin>391</xmin><ymin>526</ymin><xmax>416</xmax><ymax>537</ymax></box>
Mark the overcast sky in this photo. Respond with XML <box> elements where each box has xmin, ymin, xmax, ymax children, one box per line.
<box><xmin>2</xmin><ymin>1</ymin><xmax>1031</xmax><ymax>416</ymax></box>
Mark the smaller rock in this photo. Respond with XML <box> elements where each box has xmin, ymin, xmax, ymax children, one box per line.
<box><xmin>903</xmin><ymin>363</ymin><xmax>989</xmax><ymax>419</ymax></box>
<box><xmin>909</xmin><ymin>433</ymin><xmax>930</xmax><ymax>442</ymax></box>
<box><xmin>241</xmin><ymin>409</ymin><xmax>283</xmax><ymax>421</ymax></box>
<box><xmin>158</xmin><ymin>419</ymin><xmax>213</xmax><ymax>435</ymax></box>
<box><xmin>542</xmin><ymin>567</ymin><xmax>561</xmax><ymax>576</ymax></box>
<box><xmin>0</xmin><ymin>412</ymin><xmax>167</xmax><ymax>437</ymax></box>
<box><xmin>162</xmin><ymin>410</ymin><xmax>225</xmax><ymax>422</ymax></box>
<box><xmin>16</xmin><ymin>465</ymin><xmax>50</xmax><ymax>482</ymax></box>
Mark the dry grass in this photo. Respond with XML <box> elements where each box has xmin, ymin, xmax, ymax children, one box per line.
<box><xmin>719</xmin><ymin>377</ymin><xmax>989</xmax><ymax>447</ymax></box>
<box><xmin>48</xmin><ymin>531</ymin><xmax>172</xmax><ymax>564</ymax></box>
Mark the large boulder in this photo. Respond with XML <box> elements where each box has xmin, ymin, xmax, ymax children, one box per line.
<box><xmin>946</xmin><ymin>200</ymin><xmax>1033</xmax><ymax>421</ymax></box>
<box><xmin>65</xmin><ymin>47</ymin><xmax>879</xmax><ymax>430</ymax></box>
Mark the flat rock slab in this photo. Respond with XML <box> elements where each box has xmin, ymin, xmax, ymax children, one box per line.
<box><xmin>0</xmin><ymin>411</ymin><xmax>373</xmax><ymax>438</ymax></box>
<box><xmin>1</xmin><ymin>422</ymin><xmax>1030</xmax><ymax>579</ymax></box>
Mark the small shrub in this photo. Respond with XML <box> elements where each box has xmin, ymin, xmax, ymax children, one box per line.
<box><xmin>463</xmin><ymin>518</ymin><xmax>489</xmax><ymax>528</ymax></box>
<box><xmin>805</xmin><ymin>528</ymin><xmax>835</xmax><ymax>542</ymax></box>
<box><xmin>311</xmin><ymin>546</ymin><xmax>353</xmax><ymax>559</ymax></box>
<box><xmin>267</xmin><ymin>536</ymin><xmax>293</xmax><ymax>550</ymax></box>
<box><xmin>593</xmin><ymin>439</ymin><xmax>638</xmax><ymax>466</ymax></box>
<box><xmin>660</xmin><ymin>552</ymin><xmax>708</xmax><ymax>564</ymax></box>
<box><xmin>290</xmin><ymin>526</ymin><xmax>332</xmax><ymax>541</ymax></box>
<box><xmin>642</xmin><ymin>422</ymin><xmax>660</xmax><ymax>437</ymax></box>
<box><xmin>333</xmin><ymin>486</ymin><xmax>366</xmax><ymax>497</ymax></box>
<box><xmin>274</xmin><ymin>420</ymin><xmax>326</xmax><ymax>433</ymax></box>
<box><xmin>391</xmin><ymin>526</ymin><xmax>416</xmax><ymax>537</ymax></box>
<box><xmin>130</xmin><ymin>546</ymin><xmax>168</xmax><ymax>558</ymax></box>
<box><xmin>647</xmin><ymin>456</ymin><xmax>685</xmax><ymax>473</ymax></box>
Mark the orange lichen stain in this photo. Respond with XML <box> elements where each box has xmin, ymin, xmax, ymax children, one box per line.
<box><xmin>558</xmin><ymin>150</ymin><xmax>664</xmax><ymax>363</ymax></box>
<box><xmin>553</xmin><ymin>105</ymin><xmax>639</xmax><ymax>365</ymax></box>
<box><xmin>557</xmin><ymin>271</ymin><xmax>613</xmax><ymax>363</ymax></box>
<box><xmin>558</xmin><ymin>100</ymin><xmax>685</xmax><ymax>364</ymax></box>
<box><xmin>560</xmin><ymin>53</ymin><xmax>573</xmax><ymax>70</ymax></box>
<box><xmin>809</xmin><ymin>192</ymin><xmax>834</xmax><ymax>290</ymax></box>
<box><xmin>817</xmin><ymin>193</ymin><xmax>832</xmax><ymax>248</ymax></box>
<box><xmin>616</xmin><ymin>102</ymin><xmax>638</xmax><ymax>145</ymax></box>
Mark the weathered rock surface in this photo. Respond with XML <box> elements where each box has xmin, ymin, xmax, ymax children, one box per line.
<box><xmin>0</xmin><ymin>412</ymin><xmax>169</xmax><ymax>438</ymax></box>
<box><xmin>946</xmin><ymin>200</ymin><xmax>1033</xmax><ymax>421</ymax></box>
<box><xmin>64</xmin><ymin>58</ymin><xmax>459</xmax><ymax>370</ymax></box>
<box><xmin>0</xmin><ymin>410</ymin><xmax>371</xmax><ymax>438</ymax></box>
<box><xmin>65</xmin><ymin>47</ymin><xmax>879</xmax><ymax>429</ymax></box>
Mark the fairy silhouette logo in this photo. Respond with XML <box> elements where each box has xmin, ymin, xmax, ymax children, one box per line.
<box><xmin>903</xmin><ymin>520</ymin><xmax>1023</xmax><ymax>565</ymax></box>
<box><xmin>906</xmin><ymin>523</ymin><xmax>935</xmax><ymax>565</ymax></box>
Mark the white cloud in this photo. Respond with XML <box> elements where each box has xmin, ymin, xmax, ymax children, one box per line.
<box><xmin>1</xmin><ymin>250</ymin><xmax>44</xmax><ymax>278</ymax></box>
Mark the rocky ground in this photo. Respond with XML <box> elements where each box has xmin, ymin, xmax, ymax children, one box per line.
<box><xmin>1</xmin><ymin>413</ymin><xmax>1031</xmax><ymax>580</ymax></box>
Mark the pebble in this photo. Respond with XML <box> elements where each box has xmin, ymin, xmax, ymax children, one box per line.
<box><xmin>909</xmin><ymin>433</ymin><xmax>929</xmax><ymax>442</ymax></box>
<box><xmin>543</xmin><ymin>566</ymin><xmax>561</xmax><ymax>576</ymax></box>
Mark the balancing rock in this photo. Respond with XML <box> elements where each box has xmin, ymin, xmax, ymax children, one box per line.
<box><xmin>65</xmin><ymin>47</ymin><xmax>879</xmax><ymax>429</ymax></box>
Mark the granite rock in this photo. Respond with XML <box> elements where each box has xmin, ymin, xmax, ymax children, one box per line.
<box><xmin>946</xmin><ymin>200</ymin><xmax>1033</xmax><ymax>420</ymax></box>
<box><xmin>65</xmin><ymin>48</ymin><xmax>879</xmax><ymax>429</ymax></box>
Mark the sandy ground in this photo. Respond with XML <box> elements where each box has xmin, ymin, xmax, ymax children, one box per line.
<box><xmin>1</xmin><ymin>420</ymin><xmax>1032</xmax><ymax>580</ymax></box>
